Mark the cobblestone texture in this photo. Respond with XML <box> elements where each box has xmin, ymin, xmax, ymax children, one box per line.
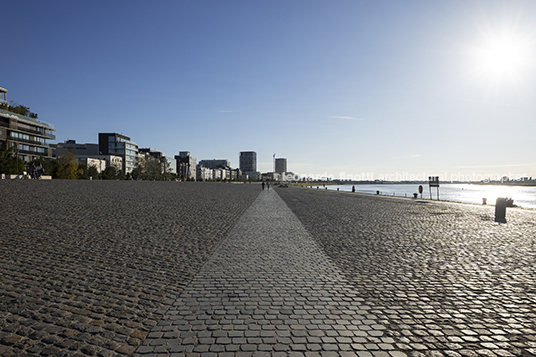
<box><xmin>0</xmin><ymin>180</ymin><xmax>260</xmax><ymax>357</ymax></box>
<box><xmin>3</xmin><ymin>180</ymin><xmax>536</xmax><ymax>357</ymax></box>
<box><xmin>276</xmin><ymin>187</ymin><xmax>536</xmax><ymax>357</ymax></box>
<box><xmin>137</xmin><ymin>189</ymin><xmax>400</xmax><ymax>357</ymax></box>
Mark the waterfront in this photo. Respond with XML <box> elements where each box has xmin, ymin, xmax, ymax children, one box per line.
<box><xmin>321</xmin><ymin>183</ymin><xmax>536</xmax><ymax>209</ymax></box>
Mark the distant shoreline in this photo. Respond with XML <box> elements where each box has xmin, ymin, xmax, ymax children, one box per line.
<box><xmin>322</xmin><ymin>181</ymin><xmax>536</xmax><ymax>187</ymax></box>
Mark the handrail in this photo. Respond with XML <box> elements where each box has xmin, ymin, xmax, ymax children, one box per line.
<box><xmin>0</xmin><ymin>108</ymin><xmax>55</xmax><ymax>129</ymax></box>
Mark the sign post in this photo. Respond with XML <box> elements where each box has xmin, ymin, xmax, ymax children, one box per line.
<box><xmin>418</xmin><ymin>185</ymin><xmax>423</xmax><ymax>199</ymax></box>
<box><xmin>428</xmin><ymin>176</ymin><xmax>440</xmax><ymax>200</ymax></box>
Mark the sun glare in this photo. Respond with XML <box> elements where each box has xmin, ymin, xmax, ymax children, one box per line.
<box><xmin>475</xmin><ymin>35</ymin><xmax>526</xmax><ymax>78</ymax></box>
<box><xmin>466</xmin><ymin>24</ymin><xmax>536</xmax><ymax>90</ymax></box>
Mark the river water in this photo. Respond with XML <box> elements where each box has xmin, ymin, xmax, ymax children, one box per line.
<box><xmin>313</xmin><ymin>183</ymin><xmax>536</xmax><ymax>209</ymax></box>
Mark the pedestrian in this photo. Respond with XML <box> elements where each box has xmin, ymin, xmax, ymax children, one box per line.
<box><xmin>29</xmin><ymin>163</ymin><xmax>36</xmax><ymax>179</ymax></box>
<box><xmin>267</xmin><ymin>182</ymin><xmax>270</xmax><ymax>190</ymax></box>
<box><xmin>262</xmin><ymin>181</ymin><xmax>265</xmax><ymax>190</ymax></box>
<box><xmin>36</xmin><ymin>164</ymin><xmax>44</xmax><ymax>179</ymax></box>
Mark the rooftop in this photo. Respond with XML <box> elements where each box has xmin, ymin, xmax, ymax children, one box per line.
<box><xmin>0</xmin><ymin>108</ymin><xmax>55</xmax><ymax>129</ymax></box>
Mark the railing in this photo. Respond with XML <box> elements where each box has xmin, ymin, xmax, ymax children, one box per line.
<box><xmin>11</xmin><ymin>126</ymin><xmax>56</xmax><ymax>139</ymax></box>
<box><xmin>0</xmin><ymin>108</ymin><xmax>55</xmax><ymax>129</ymax></box>
<box><xmin>9</xmin><ymin>137</ymin><xmax>48</xmax><ymax>147</ymax></box>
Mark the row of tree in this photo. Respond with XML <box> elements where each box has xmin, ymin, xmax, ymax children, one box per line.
<box><xmin>0</xmin><ymin>143</ymin><xmax>182</xmax><ymax>181</ymax></box>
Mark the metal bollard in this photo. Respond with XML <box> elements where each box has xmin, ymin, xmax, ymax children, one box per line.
<box><xmin>495</xmin><ymin>197</ymin><xmax>507</xmax><ymax>223</ymax></box>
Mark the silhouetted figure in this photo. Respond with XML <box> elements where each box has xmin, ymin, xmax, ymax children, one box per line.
<box><xmin>262</xmin><ymin>182</ymin><xmax>265</xmax><ymax>190</ymax></box>
<box><xmin>267</xmin><ymin>182</ymin><xmax>270</xmax><ymax>190</ymax></box>
<box><xmin>36</xmin><ymin>164</ymin><xmax>44</xmax><ymax>179</ymax></box>
<box><xmin>29</xmin><ymin>163</ymin><xmax>36</xmax><ymax>179</ymax></box>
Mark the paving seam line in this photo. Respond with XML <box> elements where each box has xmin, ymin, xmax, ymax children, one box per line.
<box><xmin>134</xmin><ymin>188</ymin><xmax>401</xmax><ymax>356</ymax></box>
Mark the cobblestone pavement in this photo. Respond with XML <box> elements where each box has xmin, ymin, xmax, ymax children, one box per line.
<box><xmin>276</xmin><ymin>187</ymin><xmax>536</xmax><ymax>357</ymax></box>
<box><xmin>0</xmin><ymin>181</ymin><xmax>260</xmax><ymax>357</ymax></box>
<box><xmin>137</xmin><ymin>189</ymin><xmax>402</xmax><ymax>357</ymax></box>
<box><xmin>2</xmin><ymin>181</ymin><xmax>536</xmax><ymax>357</ymax></box>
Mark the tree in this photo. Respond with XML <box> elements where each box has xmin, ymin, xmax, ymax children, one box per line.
<box><xmin>0</xmin><ymin>141</ymin><xmax>25</xmax><ymax>175</ymax></box>
<box><xmin>101</xmin><ymin>166</ymin><xmax>118</xmax><ymax>180</ymax></box>
<box><xmin>77</xmin><ymin>162</ymin><xmax>88</xmax><ymax>180</ymax></box>
<box><xmin>56</xmin><ymin>151</ymin><xmax>83</xmax><ymax>179</ymax></box>
<box><xmin>88</xmin><ymin>166</ymin><xmax>99</xmax><ymax>180</ymax></box>
<box><xmin>133</xmin><ymin>154</ymin><xmax>168</xmax><ymax>180</ymax></box>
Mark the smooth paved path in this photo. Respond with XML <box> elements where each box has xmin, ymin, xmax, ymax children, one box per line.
<box><xmin>136</xmin><ymin>189</ymin><xmax>402</xmax><ymax>357</ymax></box>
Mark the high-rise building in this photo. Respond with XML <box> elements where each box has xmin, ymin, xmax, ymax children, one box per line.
<box><xmin>240</xmin><ymin>151</ymin><xmax>256</xmax><ymax>172</ymax></box>
<box><xmin>98</xmin><ymin>133</ymin><xmax>138</xmax><ymax>174</ymax></box>
<box><xmin>239</xmin><ymin>151</ymin><xmax>260</xmax><ymax>180</ymax></box>
<box><xmin>198</xmin><ymin>159</ymin><xmax>230</xmax><ymax>169</ymax></box>
<box><xmin>0</xmin><ymin>87</ymin><xmax>56</xmax><ymax>162</ymax></box>
<box><xmin>175</xmin><ymin>151</ymin><xmax>196</xmax><ymax>180</ymax></box>
<box><xmin>275</xmin><ymin>158</ymin><xmax>287</xmax><ymax>174</ymax></box>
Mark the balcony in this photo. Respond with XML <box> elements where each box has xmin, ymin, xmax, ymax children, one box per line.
<box><xmin>0</xmin><ymin>108</ymin><xmax>55</xmax><ymax>130</ymax></box>
<box><xmin>10</xmin><ymin>136</ymin><xmax>49</xmax><ymax>147</ymax></box>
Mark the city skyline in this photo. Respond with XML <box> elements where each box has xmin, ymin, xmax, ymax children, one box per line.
<box><xmin>2</xmin><ymin>1</ymin><xmax>536</xmax><ymax>178</ymax></box>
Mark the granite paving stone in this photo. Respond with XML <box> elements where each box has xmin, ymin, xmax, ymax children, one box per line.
<box><xmin>276</xmin><ymin>187</ymin><xmax>536</xmax><ymax>357</ymax></box>
<box><xmin>137</xmin><ymin>189</ymin><xmax>399</xmax><ymax>356</ymax></box>
<box><xmin>3</xmin><ymin>180</ymin><xmax>535</xmax><ymax>356</ymax></box>
<box><xmin>0</xmin><ymin>181</ymin><xmax>260</xmax><ymax>356</ymax></box>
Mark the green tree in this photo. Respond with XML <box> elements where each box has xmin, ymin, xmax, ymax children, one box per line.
<box><xmin>88</xmin><ymin>166</ymin><xmax>100</xmax><ymax>180</ymax></box>
<box><xmin>101</xmin><ymin>166</ymin><xmax>118</xmax><ymax>180</ymax></box>
<box><xmin>78</xmin><ymin>162</ymin><xmax>88</xmax><ymax>180</ymax></box>
<box><xmin>56</xmin><ymin>151</ymin><xmax>83</xmax><ymax>179</ymax></box>
<box><xmin>133</xmin><ymin>154</ymin><xmax>168</xmax><ymax>180</ymax></box>
<box><xmin>0</xmin><ymin>141</ymin><xmax>25</xmax><ymax>175</ymax></box>
<box><xmin>8</xmin><ymin>101</ymin><xmax>30</xmax><ymax>116</ymax></box>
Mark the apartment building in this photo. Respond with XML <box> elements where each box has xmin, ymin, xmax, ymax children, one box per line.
<box><xmin>0</xmin><ymin>87</ymin><xmax>56</xmax><ymax>162</ymax></box>
<box><xmin>98</xmin><ymin>133</ymin><xmax>138</xmax><ymax>174</ymax></box>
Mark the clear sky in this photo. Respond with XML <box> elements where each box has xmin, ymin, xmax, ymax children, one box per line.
<box><xmin>3</xmin><ymin>0</ymin><xmax>536</xmax><ymax>181</ymax></box>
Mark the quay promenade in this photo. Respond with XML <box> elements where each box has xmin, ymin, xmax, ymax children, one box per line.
<box><xmin>1</xmin><ymin>182</ymin><xmax>535</xmax><ymax>357</ymax></box>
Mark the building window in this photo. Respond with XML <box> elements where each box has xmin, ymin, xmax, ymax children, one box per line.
<box><xmin>10</xmin><ymin>132</ymin><xmax>30</xmax><ymax>141</ymax></box>
<box><xmin>108</xmin><ymin>136</ymin><xmax>115</xmax><ymax>143</ymax></box>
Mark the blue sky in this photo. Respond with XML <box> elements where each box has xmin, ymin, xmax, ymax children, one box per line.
<box><xmin>3</xmin><ymin>0</ymin><xmax>536</xmax><ymax>180</ymax></box>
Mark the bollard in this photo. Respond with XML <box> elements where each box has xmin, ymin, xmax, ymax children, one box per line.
<box><xmin>482</xmin><ymin>198</ymin><xmax>487</xmax><ymax>205</ymax></box>
<box><xmin>352</xmin><ymin>186</ymin><xmax>355</xmax><ymax>192</ymax></box>
<box><xmin>413</xmin><ymin>193</ymin><xmax>418</xmax><ymax>198</ymax></box>
<box><xmin>495</xmin><ymin>197</ymin><xmax>507</xmax><ymax>223</ymax></box>
<box><xmin>376</xmin><ymin>190</ymin><xmax>380</xmax><ymax>195</ymax></box>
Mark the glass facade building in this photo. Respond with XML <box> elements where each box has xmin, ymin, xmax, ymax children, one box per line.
<box><xmin>99</xmin><ymin>133</ymin><xmax>138</xmax><ymax>174</ymax></box>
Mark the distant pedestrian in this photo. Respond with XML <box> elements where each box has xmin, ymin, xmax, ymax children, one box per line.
<box><xmin>36</xmin><ymin>164</ymin><xmax>44</xmax><ymax>179</ymax></box>
<box><xmin>267</xmin><ymin>182</ymin><xmax>270</xmax><ymax>190</ymax></box>
<box><xmin>29</xmin><ymin>163</ymin><xmax>36</xmax><ymax>179</ymax></box>
<box><xmin>262</xmin><ymin>182</ymin><xmax>265</xmax><ymax>190</ymax></box>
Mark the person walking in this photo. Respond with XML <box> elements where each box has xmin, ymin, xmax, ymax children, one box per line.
<box><xmin>29</xmin><ymin>163</ymin><xmax>36</xmax><ymax>179</ymax></box>
<box><xmin>262</xmin><ymin>181</ymin><xmax>265</xmax><ymax>190</ymax></box>
<box><xmin>36</xmin><ymin>164</ymin><xmax>44</xmax><ymax>179</ymax></box>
